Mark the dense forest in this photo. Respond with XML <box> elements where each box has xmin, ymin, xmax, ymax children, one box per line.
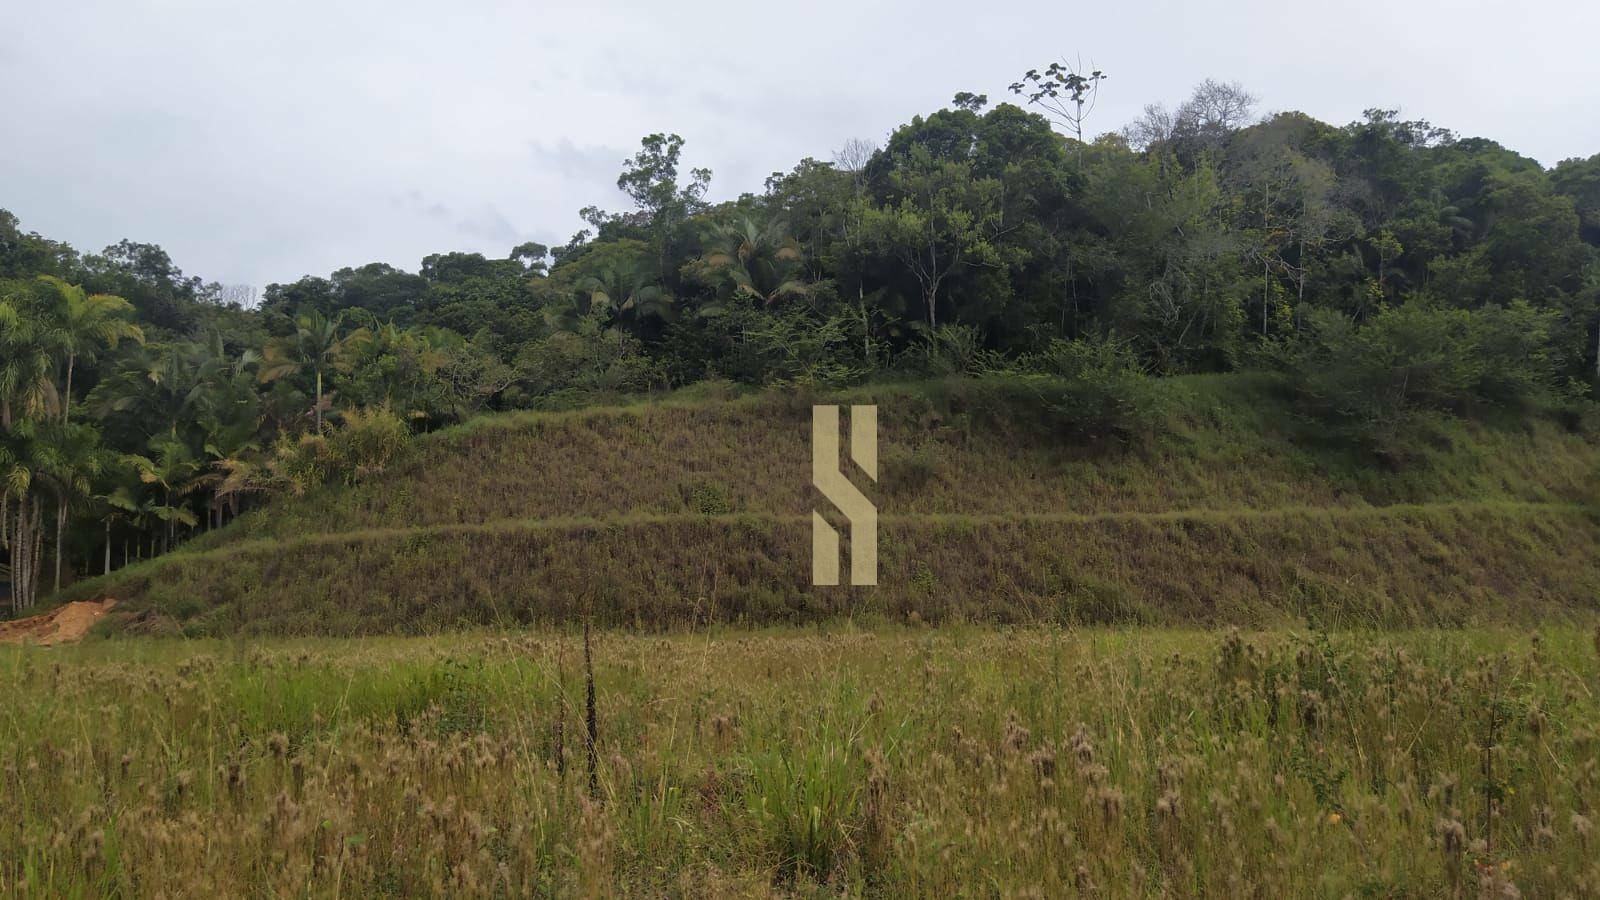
<box><xmin>5</xmin><ymin>69</ymin><xmax>1600</xmax><ymax>610</ymax></box>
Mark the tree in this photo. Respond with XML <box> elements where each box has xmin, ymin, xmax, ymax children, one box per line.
<box><xmin>1</xmin><ymin>277</ymin><xmax>129</xmax><ymax>606</ymax></box>
<box><xmin>1123</xmin><ymin>103</ymin><xmax>1178</xmax><ymax>152</ymax></box>
<box><xmin>859</xmin><ymin>148</ymin><xmax>1009</xmax><ymax>328</ymax></box>
<box><xmin>833</xmin><ymin>139</ymin><xmax>877</xmax><ymax>176</ymax></box>
<box><xmin>92</xmin><ymin>342</ymin><xmax>216</xmax><ymax>442</ymax></box>
<box><xmin>1175</xmin><ymin>80</ymin><xmax>1257</xmax><ymax>149</ymax></box>
<box><xmin>1084</xmin><ymin>149</ymin><xmax>1250</xmax><ymax>371</ymax></box>
<box><xmin>36</xmin><ymin>423</ymin><xmax>103</xmax><ymax>591</ymax></box>
<box><xmin>1125</xmin><ymin>80</ymin><xmax>1257</xmax><ymax>161</ymax></box>
<box><xmin>591</xmin><ymin>134</ymin><xmax>714</xmax><ymax>282</ymax></box>
<box><xmin>688</xmin><ymin>217</ymin><xmax>811</xmax><ymax>311</ymax></box>
<box><xmin>193</xmin><ymin>339</ymin><xmax>265</xmax><ymax>526</ymax></box>
<box><xmin>38</xmin><ymin>275</ymin><xmax>142</xmax><ymax>420</ymax></box>
<box><xmin>0</xmin><ymin>420</ymin><xmax>45</xmax><ymax>611</ymax></box>
<box><xmin>540</xmin><ymin>239</ymin><xmax>674</xmax><ymax>334</ymax></box>
<box><xmin>0</xmin><ymin>280</ymin><xmax>61</xmax><ymax>429</ymax></box>
<box><xmin>1552</xmin><ymin>154</ymin><xmax>1600</xmax><ymax>248</ymax></box>
<box><xmin>259</xmin><ymin>309</ymin><xmax>362</xmax><ymax>434</ymax></box>
<box><xmin>510</xmin><ymin>241</ymin><xmax>551</xmax><ymax>276</ymax></box>
<box><xmin>617</xmin><ymin>134</ymin><xmax>712</xmax><ymax>227</ymax></box>
<box><xmin>1009</xmin><ymin>58</ymin><xmax>1108</xmax><ymax>155</ymax></box>
<box><xmin>1228</xmin><ymin>114</ymin><xmax>1356</xmax><ymax>331</ymax></box>
<box><xmin>81</xmin><ymin>239</ymin><xmax>212</xmax><ymax>331</ymax></box>
<box><xmin>126</xmin><ymin>438</ymin><xmax>202</xmax><ymax>554</ymax></box>
<box><xmin>830</xmin><ymin>142</ymin><xmax>883</xmax><ymax>360</ymax></box>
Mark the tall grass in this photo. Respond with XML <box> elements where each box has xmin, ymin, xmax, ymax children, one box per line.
<box><xmin>60</xmin><ymin>373</ymin><xmax>1600</xmax><ymax>634</ymax></box>
<box><xmin>74</xmin><ymin>503</ymin><xmax>1600</xmax><ymax>634</ymax></box>
<box><xmin>1</xmin><ymin>626</ymin><xmax>1597</xmax><ymax>895</ymax></box>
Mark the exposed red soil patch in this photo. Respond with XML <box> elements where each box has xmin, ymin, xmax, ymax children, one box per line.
<box><xmin>0</xmin><ymin>599</ymin><xmax>118</xmax><ymax>646</ymax></box>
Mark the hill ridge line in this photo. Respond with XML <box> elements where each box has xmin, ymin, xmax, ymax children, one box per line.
<box><xmin>140</xmin><ymin>499</ymin><xmax>1594</xmax><ymax>567</ymax></box>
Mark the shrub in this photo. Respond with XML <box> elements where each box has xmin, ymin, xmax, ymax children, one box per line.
<box><xmin>895</xmin><ymin>324</ymin><xmax>1002</xmax><ymax>378</ymax></box>
<box><xmin>1015</xmin><ymin>335</ymin><xmax>1171</xmax><ymax>442</ymax></box>
<box><xmin>508</xmin><ymin>318</ymin><xmax>664</xmax><ymax>408</ymax></box>
<box><xmin>266</xmin><ymin>434</ymin><xmax>318</xmax><ymax>496</ymax></box>
<box><xmin>1285</xmin><ymin>301</ymin><xmax>1565</xmax><ymax>454</ymax></box>
<box><xmin>683</xmin><ymin>481</ymin><xmax>731</xmax><ymax>515</ymax></box>
<box><xmin>267</xmin><ymin>406</ymin><xmax>411</xmax><ymax>493</ymax></box>
<box><xmin>325</xmin><ymin>406</ymin><xmax>411</xmax><ymax>482</ymax></box>
<box><xmin>662</xmin><ymin>304</ymin><xmax>870</xmax><ymax>387</ymax></box>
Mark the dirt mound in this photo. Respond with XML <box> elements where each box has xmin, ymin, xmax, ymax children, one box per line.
<box><xmin>0</xmin><ymin>599</ymin><xmax>117</xmax><ymax>646</ymax></box>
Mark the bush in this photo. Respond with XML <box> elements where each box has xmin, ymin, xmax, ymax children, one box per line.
<box><xmin>662</xmin><ymin>304</ymin><xmax>870</xmax><ymax>387</ymax></box>
<box><xmin>326</xmin><ymin>406</ymin><xmax>411</xmax><ymax>481</ymax></box>
<box><xmin>894</xmin><ymin>324</ymin><xmax>1003</xmax><ymax>378</ymax></box>
<box><xmin>507</xmin><ymin>318</ymin><xmax>664</xmax><ymax>408</ymax></box>
<box><xmin>682</xmin><ymin>481</ymin><xmax>732</xmax><ymax>515</ymax></box>
<box><xmin>268</xmin><ymin>406</ymin><xmax>411</xmax><ymax>494</ymax></box>
<box><xmin>1014</xmin><ymin>336</ymin><xmax>1171</xmax><ymax>442</ymax></box>
<box><xmin>1285</xmin><ymin>301</ymin><xmax>1565</xmax><ymax>454</ymax></box>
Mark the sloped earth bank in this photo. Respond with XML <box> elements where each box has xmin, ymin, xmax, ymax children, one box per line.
<box><xmin>0</xmin><ymin>599</ymin><xmax>117</xmax><ymax>645</ymax></box>
<box><xmin>84</xmin><ymin>502</ymin><xmax>1600</xmax><ymax>635</ymax></box>
<box><xmin>57</xmin><ymin>380</ymin><xmax>1600</xmax><ymax>635</ymax></box>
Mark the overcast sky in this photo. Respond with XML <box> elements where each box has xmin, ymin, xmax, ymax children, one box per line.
<box><xmin>4</xmin><ymin>0</ymin><xmax>1598</xmax><ymax>290</ymax></box>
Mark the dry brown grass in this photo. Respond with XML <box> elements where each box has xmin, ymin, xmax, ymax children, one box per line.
<box><xmin>177</xmin><ymin>375</ymin><xmax>1600</xmax><ymax>545</ymax></box>
<box><xmin>63</xmin><ymin>374</ymin><xmax>1600</xmax><ymax>634</ymax></box>
<box><xmin>2</xmin><ymin>627</ymin><xmax>1598</xmax><ymax>896</ymax></box>
<box><xmin>76</xmin><ymin>502</ymin><xmax>1600</xmax><ymax>634</ymax></box>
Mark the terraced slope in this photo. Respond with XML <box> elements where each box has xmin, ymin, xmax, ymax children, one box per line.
<box><xmin>74</xmin><ymin>375</ymin><xmax>1600</xmax><ymax>634</ymax></box>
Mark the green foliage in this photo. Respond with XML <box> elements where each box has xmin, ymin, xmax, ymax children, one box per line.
<box><xmin>1019</xmin><ymin>335</ymin><xmax>1173</xmax><ymax>440</ymax></box>
<box><xmin>10</xmin><ymin>629</ymin><xmax>1600</xmax><ymax>894</ymax></box>
<box><xmin>859</xmin><ymin>146</ymin><xmax>1014</xmax><ymax>328</ymax></box>
<box><xmin>1286</xmin><ymin>302</ymin><xmax>1567</xmax><ymax>455</ymax></box>
<box><xmin>7</xmin><ymin>82</ymin><xmax>1600</xmax><ymax>608</ymax></box>
<box><xmin>894</xmin><ymin>324</ymin><xmax>999</xmax><ymax>377</ymax></box>
<box><xmin>684</xmin><ymin>481</ymin><xmax>731</xmax><ymax>515</ymax></box>
<box><xmin>663</xmin><ymin>303</ymin><xmax>868</xmax><ymax>388</ymax></box>
<box><xmin>895</xmin><ymin>333</ymin><xmax>1171</xmax><ymax>440</ymax></box>
<box><xmin>508</xmin><ymin>319</ymin><xmax>663</xmax><ymax>409</ymax></box>
<box><xmin>267</xmin><ymin>407</ymin><xmax>411</xmax><ymax>494</ymax></box>
<box><xmin>325</xmin><ymin>407</ymin><xmax>411</xmax><ymax>482</ymax></box>
<box><xmin>683</xmin><ymin>216</ymin><xmax>811</xmax><ymax>312</ymax></box>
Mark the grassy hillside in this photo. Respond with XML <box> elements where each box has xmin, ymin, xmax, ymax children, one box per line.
<box><xmin>70</xmin><ymin>374</ymin><xmax>1600</xmax><ymax>634</ymax></box>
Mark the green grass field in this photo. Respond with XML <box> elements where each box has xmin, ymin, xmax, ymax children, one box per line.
<box><xmin>3</xmin><ymin>626</ymin><xmax>1598</xmax><ymax>896</ymax></box>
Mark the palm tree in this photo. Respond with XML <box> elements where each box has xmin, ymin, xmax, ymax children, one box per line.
<box><xmin>0</xmin><ymin>287</ymin><xmax>62</xmax><ymax>429</ymax></box>
<box><xmin>97</xmin><ymin>482</ymin><xmax>138</xmax><ymax>575</ymax></box>
<box><xmin>259</xmin><ymin>310</ymin><xmax>363</xmax><ymax>434</ymax></box>
<box><xmin>36</xmin><ymin>423</ymin><xmax>104</xmax><ymax>592</ymax></box>
<box><xmin>127</xmin><ymin>438</ymin><xmax>203</xmax><ymax>554</ymax></box>
<box><xmin>92</xmin><ymin>342</ymin><xmax>217</xmax><ymax>441</ymax></box>
<box><xmin>0</xmin><ymin>419</ymin><xmax>44</xmax><ymax>611</ymax></box>
<box><xmin>187</xmin><ymin>334</ymin><xmax>265</xmax><ymax>528</ymax></box>
<box><xmin>691</xmin><ymin>217</ymin><xmax>812</xmax><ymax>312</ymax></box>
<box><xmin>200</xmin><ymin>415</ymin><xmax>262</xmax><ymax>529</ymax></box>
<box><xmin>103</xmin><ymin>484</ymin><xmax>184</xmax><ymax>563</ymax></box>
<box><xmin>546</xmin><ymin>265</ymin><xmax>674</xmax><ymax>333</ymax></box>
<box><xmin>338</xmin><ymin>319</ymin><xmax>452</xmax><ymax>420</ymax></box>
<box><xmin>1</xmin><ymin>279</ymin><xmax>131</xmax><ymax>605</ymax></box>
<box><xmin>0</xmin><ymin>285</ymin><xmax>59</xmax><ymax>610</ymax></box>
<box><xmin>37</xmin><ymin>276</ymin><xmax>142</xmax><ymax>421</ymax></box>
